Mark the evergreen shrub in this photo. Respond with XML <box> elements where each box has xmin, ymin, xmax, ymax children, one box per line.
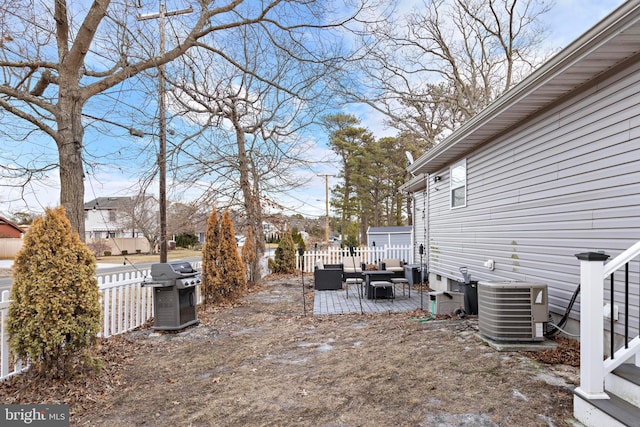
<box><xmin>7</xmin><ymin>207</ymin><xmax>101</xmax><ymax>380</ymax></box>
<box><xmin>268</xmin><ymin>230</ymin><xmax>296</xmax><ymax>274</ymax></box>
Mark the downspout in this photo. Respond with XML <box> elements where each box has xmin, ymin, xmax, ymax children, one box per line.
<box><xmin>410</xmin><ymin>205</ymin><xmax>415</xmax><ymax>263</ymax></box>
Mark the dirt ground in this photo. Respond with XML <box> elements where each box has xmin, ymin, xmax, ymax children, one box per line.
<box><xmin>0</xmin><ymin>273</ymin><xmax>580</xmax><ymax>427</ymax></box>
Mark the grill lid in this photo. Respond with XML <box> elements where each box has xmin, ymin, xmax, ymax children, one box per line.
<box><xmin>143</xmin><ymin>262</ymin><xmax>201</xmax><ymax>288</ymax></box>
<box><xmin>150</xmin><ymin>262</ymin><xmax>199</xmax><ymax>280</ymax></box>
<box><xmin>169</xmin><ymin>261</ymin><xmax>196</xmax><ymax>274</ymax></box>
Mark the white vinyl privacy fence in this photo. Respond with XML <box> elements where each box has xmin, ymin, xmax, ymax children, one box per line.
<box><xmin>0</xmin><ymin>261</ymin><xmax>203</xmax><ymax>381</ymax></box>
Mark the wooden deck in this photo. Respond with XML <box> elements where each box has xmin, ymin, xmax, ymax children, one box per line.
<box><xmin>313</xmin><ymin>282</ymin><xmax>429</xmax><ymax>315</ymax></box>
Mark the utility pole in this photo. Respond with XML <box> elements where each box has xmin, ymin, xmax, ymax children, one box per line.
<box><xmin>318</xmin><ymin>174</ymin><xmax>335</xmax><ymax>246</ymax></box>
<box><xmin>138</xmin><ymin>3</ymin><xmax>192</xmax><ymax>263</ymax></box>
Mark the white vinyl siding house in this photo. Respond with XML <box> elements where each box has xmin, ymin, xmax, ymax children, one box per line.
<box><xmin>84</xmin><ymin>196</ymin><xmax>158</xmax><ymax>241</ymax></box>
<box><xmin>402</xmin><ymin>2</ymin><xmax>640</xmax><ymax>337</ymax></box>
<box><xmin>427</xmin><ymin>61</ymin><xmax>640</xmax><ymax>320</ymax></box>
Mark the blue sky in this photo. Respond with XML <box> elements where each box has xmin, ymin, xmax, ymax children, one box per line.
<box><xmin>0</xmin><ymin>0</ymin><xmax>628</xmax><ymax>220</ymax></box>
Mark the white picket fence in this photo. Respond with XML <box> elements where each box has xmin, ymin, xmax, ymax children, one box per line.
<box><xmin>296</xmin><ymin>245</ymin><xmax>413</xmax><ymax>273</ymax></box>
<box><xmin>0</xmin><ymin>290</ymin><xmax>28</xmax><ymax>380</ymax></box>
<box><xmin>0</xmin><ymin>261</ymin><xmax>203</xmax><ymax>381</ymax></box>
<box><xmin>98</xmin><ymin>268</ymin><xmax>154</xmax><ymax>339</ymax></box>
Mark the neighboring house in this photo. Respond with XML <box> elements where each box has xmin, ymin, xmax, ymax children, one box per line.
<box><xmin>84</xmin><ymin>196</ymin><xmax>156</xmax><ymax>241</ymax></box>
<box><xmin>194</xmin><ymin>215</ymin><xmax>207</xmax><ymax>244</ymax></box>
<box><xmin>262</xmin><ymin>220</ymin><xmax>281</xmax><ymax>241</ymax></box>
<box><xmin>366</xmin><ymin>226</ymin><xmax>413</xmax><ymax>249</ymax></box>
<box><xmin>403</xmin><ymin>1</ymin><xmax>640</xmax><ymax>324</ymax></box>
<box><xmin>0</xmin><ymin>216</ymin><xmax>24</xmax><ymax>238</ymax></box>
<box><xmin>0</xmin><ymin>216</ymin><xmax>25</xmax><ymax>258</ymax></box>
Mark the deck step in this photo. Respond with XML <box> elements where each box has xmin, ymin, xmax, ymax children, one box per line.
<box><xmin>613</xmin><ymin>364</ymin><xmax>640</xmax><ymax>386</ymax></box>
<box><xmin>573</xmin><ymin>390</ymin><xmax>640</xmax><ymax>427</ymax></box>
<box><xmin>606</xmin><ymin>364</ymin><xmax>640</xmax><ymax>407</ymax></box>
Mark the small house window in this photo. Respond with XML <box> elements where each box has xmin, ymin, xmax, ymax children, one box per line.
<box><xmin>109</xmin><ymin>211</ymin><xmax>116</xmax><ymax>222</ymax></box>
<box><xmin>450</xmin><ymin>159</ymin><xmax>466</xmax><ymax>208</ymax></box>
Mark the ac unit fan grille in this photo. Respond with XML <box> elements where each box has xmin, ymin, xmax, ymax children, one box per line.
<box><xmin>478</xmin><ymin>282</ymin><xmax>548</xmax><ymax>342</ymax></box>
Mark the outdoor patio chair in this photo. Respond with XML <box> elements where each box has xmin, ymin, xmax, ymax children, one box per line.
<box><xmin>391</xmin><ymin>277</ymin><xmax>410</xmax><ymax>297</ymax></box>
<box><xmin>341</xmin><ymin>256</ymin><xmax>366</xmax><ymax>281</ymax></box>
<box><xmin>313</xmin><ymin>260</ymin><xmax>343</xmax><ymax>291</ymax></box>
<box><xmin>380</xmin><ymin>258</ymin><xmax>405</xmax><ymax>278</ymax></box>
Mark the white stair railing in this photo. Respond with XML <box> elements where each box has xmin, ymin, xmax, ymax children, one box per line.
<box><xmin>576</xmin><ymin>242</ymin><xmax>640</xmax><ymax>400</ymax></box>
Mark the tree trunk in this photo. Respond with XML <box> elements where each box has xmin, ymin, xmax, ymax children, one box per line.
<box><xmin>57</xmin><ymin>91</ymin><xmax>86</xmax><ymax>241</ymax></box>
<box><xmin>247</xmin><ymin>193</ymin><xmax>265</xmax><ymax>279</ymax></box>
<box><xmin>234</xmin><ymin>119</ymin><xmax>264</xmax><ymax>280</ymax></box>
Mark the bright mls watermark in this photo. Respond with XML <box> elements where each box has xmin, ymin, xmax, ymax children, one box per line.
<box><xmin>1</xmin><ymin>404</ymin><xmax>69</xmax><ymax>426</ymax></box>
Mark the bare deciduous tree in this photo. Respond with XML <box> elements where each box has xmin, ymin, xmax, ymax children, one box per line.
<box><xmin>0</xmin><ymin>0</ymin><xmax>370</xmax><ymax>240</ymax></box>
<box><xmin>163</xmin><ymin>18</ymin><xmax>347</xmax><ymax>278</ymax></box>
<box><xmin>167</xmin><ymin>201</ymin><xmax>201</xmax><ymax>238</ymax></box>
<box><xmin>352</xmin><ymin>0</ymin><xmax>552</xmax><ymax>145</ymax></box>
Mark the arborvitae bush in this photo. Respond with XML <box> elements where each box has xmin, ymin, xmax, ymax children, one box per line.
<box><xmin>219</xmin><ymin>211</ymin><xmax>247</xmax><ymax>300</ymax></box>
<box><xmin>342</xmin><ymin>222</ymin><xmax>360</xmax><ymax>248</ymax></box>
<box><xmin>241</xmin><ymin>226</ymin><xmax>258</xmax><ymax>287</ymax></box>
<box><xmin>7</xmin><ymin>206</ymin><xmax>101</xmax><ymax>380</ymax></box>
<box><xmin>202</xmin><ymin>207</ymin><xmax>221</xmax><ymax>304</ymax></box>
<box><xmin>202</xmin><ymin>208</ymin><xmax>248</xmax><ymax>303</ymax></box>
<box><xmin>268</xmin><ymin>230</ymin><xmax>296</xmax><ymax>274</ymax></box>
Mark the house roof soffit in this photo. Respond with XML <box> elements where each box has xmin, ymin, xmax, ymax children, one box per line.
<box><xmin>399</xmin><ymin>173</ymin><xmax>428</xmax><ymax>193</ymax></box>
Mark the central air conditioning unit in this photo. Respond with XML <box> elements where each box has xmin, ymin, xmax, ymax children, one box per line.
<box><xmin>478</xmin><ymin>281</ymin><xmax>548</xmax><ymax>342</ymax></box>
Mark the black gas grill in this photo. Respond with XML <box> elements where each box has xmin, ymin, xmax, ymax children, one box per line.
<box><xmin>142</xmin><ymin>262</ymin><xmax>201</xmax><ymax>330</ymax></box>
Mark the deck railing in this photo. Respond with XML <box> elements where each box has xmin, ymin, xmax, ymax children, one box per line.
<box><xmin>575</xmin><ymin>242</ymin><xmax>640</xmax><ymax>400</ymax></box>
